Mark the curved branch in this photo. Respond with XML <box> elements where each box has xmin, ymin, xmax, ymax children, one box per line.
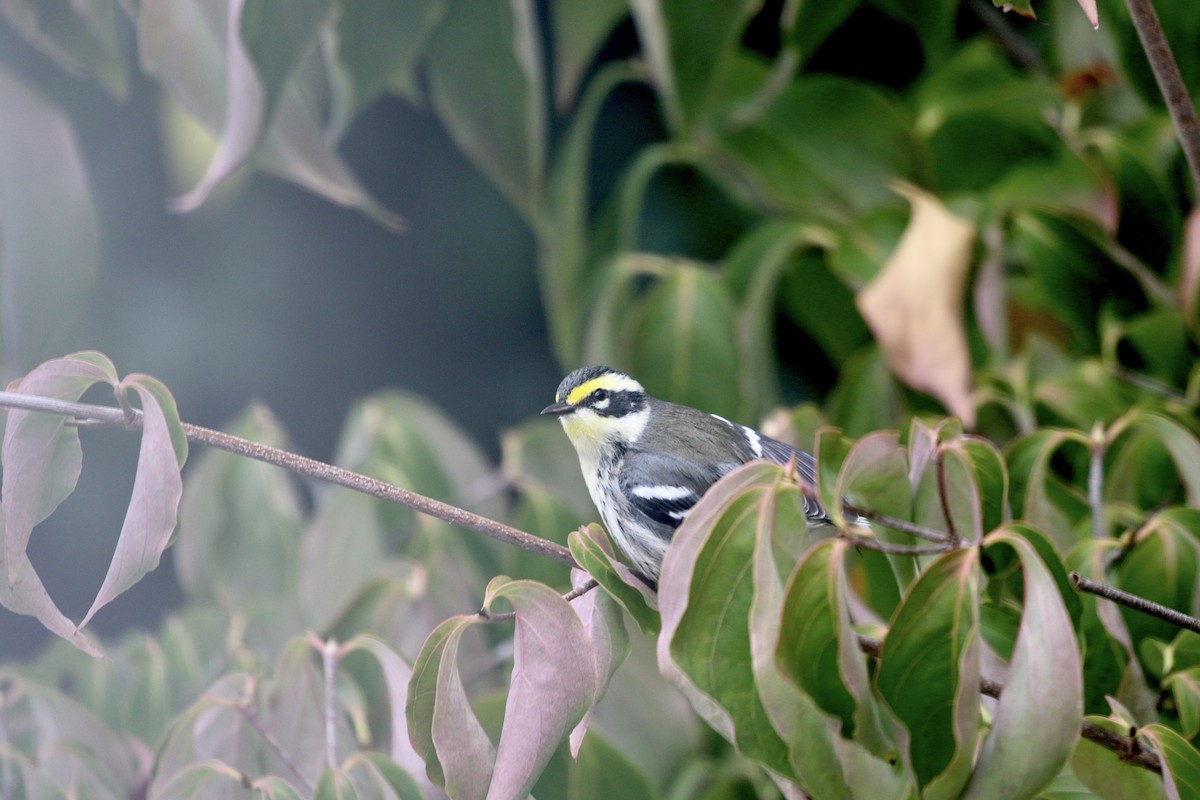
<box><xmin>0</xmin><ymin>390</ymin><xmax>577</xmax><ymax>569</ymax></box>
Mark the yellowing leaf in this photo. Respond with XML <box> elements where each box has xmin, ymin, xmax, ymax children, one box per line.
<box><xmin>856</xmin><ymin>183</ymin><xmax>976</xmax><ymax>426</ymax></box>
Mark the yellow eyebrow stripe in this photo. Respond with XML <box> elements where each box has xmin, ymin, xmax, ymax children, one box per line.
<box><xmin>566</xmin><ymin>373</ymin><xmax>642</xmax><ymax>405</ymax></box>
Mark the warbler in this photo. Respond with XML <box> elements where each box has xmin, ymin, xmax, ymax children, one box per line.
<box><xmin>542</xmin><ymin>365</ymin><xmax>830</xmax><ymax>581</ymax></box>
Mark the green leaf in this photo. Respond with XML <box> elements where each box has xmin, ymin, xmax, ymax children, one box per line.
<box><xmin>175</xmin><ymin>405</ymin><xmax>305</xmax><ymax>611</ymax></box>
<box><xmin>569</xmin><ymin>524</ymin><xmax>660</xmax><ymax>636</ymax></box>
<box><xmin>629</xmin><ymin>263</ymin><xmax>741</xmax><ymax>419</ymax></box>
<box><xmin>424</xmin><ymin>0</ymin><xmax>545</xmax><ymax>221</ymax></box>
<box><xmin>778</xmin><ymin>539</ymin><xmax>888</xmax><ymax>756</ymax></box>
<box><xmin>875</xmin><ymin>547</ymin><xmax>981</xmax><ymax>797</ymax></box>
<box><xmin>550</xmin><ymin>0</ymin><xmax>627</xmax><ymax>109</ymax></box>
<box><xmin>1165</xmin><ymin>667</ymin><xmax>1200</xmax><ymax>739</ymax></box>
<box><xmin>0</xmin><ymin>0</ymin><xmax>130</xmax><ymax>100</ymax></box>
<box><xmin>569</xmin><ymin>732</ymin><xmax>660</xmax><ymax>800</ymax></box>
<box><xmin>1110</xmin><ymin>411</ymin><xmax>1200</xmax><ymax>508</ymax></box>
<box><xmin>1141</xmin><ymin>723</ymin><xmax>1200</xmax><ymax>800</ymax></box>
<box><xmin>331</xmin><ymin>0</ymin><xmax>445</xmax><ymax>113</ymax></box>
<box><xmin>1115</xmin><ymin>509</ymin><xmax>1200</xmax><ymax>648</ymax></box>
<box><xmin>0</xmin><ymin>70</ymin><xmax>100</xmax><ymax>370</ymax></box>
<box><xmin>966</xmin><ymin>531</ymin><xmax>1083</xmax><ymax>800</ymax></box>
<box><xmin>837</xmin><ymin>431</ymin><xmax>917</xmax><ymax>589</ymax></box>
<box><xmin>1006</xmin><ymin>429</ymin><xmax>1092</xmax><ymax>551</ymax></box>
<box><xmin>658</xmin><ymin>462</ymin><xmax>801</xmax><ymax>778</ymax></box>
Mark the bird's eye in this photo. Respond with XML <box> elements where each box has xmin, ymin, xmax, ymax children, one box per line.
<box><xmin>591</xmin><ymin>389</ymin><xmax>609</xmax><ymax>403</ymax></box>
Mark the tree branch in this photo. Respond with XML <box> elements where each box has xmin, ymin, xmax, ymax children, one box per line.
<box><xmin>1071</xmin><ymin>572</ymin><xmax>1200</xmax><ymax>634</ymax></box>
<box><xmin>855</xmin><ymin>633</ymin><xmax>1162</xmax><ymax>773</ymax></box>
<box><xmin>0</xmin><ymin>390</ymin><xmax>577</xmax><ymax>569</ymax></box>
<box><xmin>1125</xmin><ymin>0</ymin><xmax>1200</xmax><ymax>194</ymax></box>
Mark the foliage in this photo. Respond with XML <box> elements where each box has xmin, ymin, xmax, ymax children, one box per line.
<box><xmin>2</xmin><ymin>0</ymin><xmax>1200</xmax><ymax>798</ymax></box>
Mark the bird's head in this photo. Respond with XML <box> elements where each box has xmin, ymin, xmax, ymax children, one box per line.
<box><xmin>541</xmin><ymin>365</ymin><xmax>650</xmax><ymax>452</ymax></box>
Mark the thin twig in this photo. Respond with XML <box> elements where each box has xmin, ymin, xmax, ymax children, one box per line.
<box><xmin>935</xmin><ymin>450</ymin><xmax>961</xmax><ymax>545</ymax></box>
<box><xmin>841</xmin><ymin>500</ymin><xmax>951</xmax><ymax>544</ymax></box>
<box><xmin>237</xmin><ymin>686</ymin><xmax>316</xmax><ymax>794</ymax></box>
<box><xmin>1125</xmin><ymin>0</ymin><xmax>1200</xmax><ymax>195</ymax></box>
<box><xmin>842</xmin><ymin>535</ymin><xmax>956</xmax><ymax>556</ymax></box>
<box><xmin>855</xmin><ymin>634</ymin><xmax>1161</xmax><ymax>773</ymax></box>
<box><xmin>1071</xmin><ymin>572</ymin><xmax>1200</xmax><ymax>634</ymax></box>
<box><xmin>1089</xmin><ymin>425</ymin><xmax>1105</xmax><ymax>540</ymax></box>
<box><xmin>479</xmin><ymin>579</ymin><xmax>599</xmax><ymax>624</ymax></box>
<box><xmin>321</xmin><ymin>637</ymin><xmax>338</xmax><ymax>771</ymax></box>
<box><xmin>0</xmin><ymin>391</ymin><xmax>577</xmax><ymax>569</ymax></box>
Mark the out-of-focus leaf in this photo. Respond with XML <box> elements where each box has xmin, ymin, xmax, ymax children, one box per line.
<box><xmin>568</xmin><ymin>524</ymin><xmax>659</xmax><ymax>636</ymax></box>
<box><xmin>501</xmin><ymin>419</ymin><xmax>593</xmax><ymax>520</ymax></box>
<box><xmin>335</xmin><ymin>0</ymin><xmax>445</xmax><ymax>111</ymax></box>
<box><xmin>424</xmin><ymin>0</ymin><xmax>545</xmax><ymax>221</ymax></box>
<box><xmin>1115</xmin><ymin>509</ymin><xmax>1200</xmax><ymax>647</ymax></box>
<box><xmin>482</xmin><ymin>576</ymin><xmax>597</xmax><ymax>800</ymax></box>
<box><xmin>150</xmin><ymin>761</ymin><xmax>250</xmax><ymax>797</ymax></box>
<box><xmin>12</xmin><ymin>677</ymin><xmax>143</xmax><ymax>795</ymax></box>
<box><xmin>721</xmin><ymin>77</ymin><xmax>914</xmax><ymax>218</ymax></box>
<box><xmin>175</xmin><ymin>405</ymin><xmax>305</xmax><ymax>610</ymax></box>
<box><xmin>630</xmin><ymin>263</ymin><xmax>741</xmax><ymax>419</ymax></box>
<box><xmin>1165</xmin><ymin>667</ymin><xmax>1200</xmax><ymax>739</ymax></box>
<box><xmin>785</xmin><ymin>0</ymin><xmax>858</xmax><ymax>62</ymax></box>
<box><xmin>875</xmin><ymin>547</ymin><xmax>980</xmax><ymax>797</ymax></box>
<box><xmin>541</xmin><ymin>60</ymin><xmax>640</xmax><ymax>365</ymax></box>
<box><xmin>1010</xmin><ymin>211</ymin><xmax>1147</xmax><ymax>352</ymax></box>
<box><xmin>80</xmin><ymin>374</ymin><xmax>187</xmax><ymax>628</ymax></box>
<box><xmin>1141</xmin><ymin>724</ymin><xmax>1200</xmax><ymax>800</ymax></box>
<box><xmin>340</xmin><ymin>635</ymin><xmax>425</xmax><ymax>778</ymax></box>
<box><xmin>1006</xmin><ymin>429</ymin><xmax>1091</xmax><ymax>551</ymax></box>
<box><xmin>340</xmin><ymin>752</ymin><xmax>425</xmax><ymax>800</ymax></box>
<box><xmin>628</xmin><ymin>0</ymin><xmax>758</xmax><ymax>132</ymax></box>
<box><xmin>658</xmin><ymin>462</ymin><xmax>798</xmax><ymax>779</ymax></box>
<box><xmin>0</xmin><ymin>72</ymin><xmax>100</xmax><ymax>373</ymax></box>
<box><xmin>966</xmin><ymin>531</ymin><xmax>1082</xmax><ymax>799</ymax></box>
<box><xmin>722</xmin><ymin>221</ymin><xmax>834</xmax><ymax>419</ymax></box>
<box><xmin>406</xmin><ymin>614</ymin><xmax>492</xmax><ymax>795</ymax></box>
<box><xmin>0</xmin><ymin>0</ymin><xmax>130</xmax><ymax>99</ymax></box>
<box><xmin>1109</xmin><ymin>411</ymin><xmax>1200</xmax><ymax>507</ymax></box>
<box><xmin>827</xmin><ymin>347</ymin><xmax>908</xmax><ymax>436</ymax></box>
<box><xmin>139</xmin><ymin>0</ymin><xmax>402</xmax><ymax>228</ymax></box>
<box><xmin>856</xmin><ymin>183</ymin><xmax>976</xmax><ymax>426</ymax></box>
<box><xmin>550</xmin><ymin>0</ymin><xmax>627</xmax><ymax>109</ymax></box>
<box><xmin>1071</xmin><ymin>716</ymin><xmax>1166</xmax><ymax>800</ymax></box>
<box><xmin>569</xmin><ymin>732</ymin><xmax>660</xmax><ymax>800</ymax></box>
<box><xmin>567</xmin><ymin>568</ymin><xmax>631</xmax><ymax>757</ymax></box>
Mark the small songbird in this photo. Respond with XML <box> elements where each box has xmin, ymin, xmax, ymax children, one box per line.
<box><xmin>542</xmin><ymin>365</ymin><xmax>830</xmax><ymax>581</ymax></box>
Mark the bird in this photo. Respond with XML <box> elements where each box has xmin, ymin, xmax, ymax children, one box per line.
<box><xmin>542</xmin><ymin>365</ymin><xmax>831</xmax><ymax>582</ymax></box>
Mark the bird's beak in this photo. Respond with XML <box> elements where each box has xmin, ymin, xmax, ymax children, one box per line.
<box><xmin>541</xmin><ymin>401</ymin><xmax>574</xmax><ymax>416</ymax></box>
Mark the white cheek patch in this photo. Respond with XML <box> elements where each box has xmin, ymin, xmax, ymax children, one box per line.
<box><xmin>631</xmin><ymin>485</ymin><xmax>694</xmax><ymax>501</ymax></box>
<box><xmin>593</xmin><ymin>398</ymin><xmax>611</xmax><ymax>410</ymax></box>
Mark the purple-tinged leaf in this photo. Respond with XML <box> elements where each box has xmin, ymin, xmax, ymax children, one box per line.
<box><xmin>138</xmin><ymin>0</ymin><xmax>403</xmax><ymax>229</ymax></box>
<box><xmin>837</xmin><ymin>431</ymin><xmax>917</xmax><ymax>588</ymax></box>
<box><xmin>1141</xmin><ymin>724</ymin><xmax>1200</xmax><ymax>800</ymax></box>
<box><xmin>483</xmin><ymin>576</ymin><xmax>597</xmax><ymax>800</ymax></box>
<box><xmin>79</xmin><ymin>374</ymin><xmax>187</xmax><ymax>628</ymax></box>
<box><xmin>965</xmin><ymin>530</ymin><xmax>1082</xmax><ymax>799</ymax></box>
<box><xmin>0</xmin><ymin>548</ymin><xmax>101</xmax><ymax>655</ymax></box>
<box><xmin>340</xmin><ymin>635</ymin><xmax>425</xmax><ymax>779</ymax></box>
<box><xmin>568</xmin><ymin>568</ymin><xmax>630</xmax><ymax>756</ymax></box>
<box><xmin>1076</xmin><ymin>0</ymin><xmax>1099</xmax><ymax>29</ymax></box>
<box><xmin>875</xmin><ymin>547</ymin><xmax>980</xmax><ymax>797</ymax></box>
<box><xmin>406</xmin><ymin>614</ymin><xmax>492</xmax><ymax>797</ymax></box>
<box><xmin>3</xmin><ymin>352</ymin><xmax>117</xmax><ymax>585</ymax></box>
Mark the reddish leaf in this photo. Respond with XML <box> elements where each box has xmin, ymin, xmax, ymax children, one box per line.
<box><xmin>965</xmin><ymin>530</ymin><xmax>1082</xmax><ymax>799</ymax></box>
<box><xmin>568</xmin><ymin>568</ymin><xmax>630</xmax><ymax>756</ymax></box>
<box><xmin>406</xmin><ymin>614</ymin><xmax>492</xmax><ymax>797</ymax></box>
<box><xmin>80</xmin><ymin>374</ymin><xmax>187</xmax><ymax>628</ymax></box>
<box><xmin>3</xmin><ymin>352</ymin><xmax>117</xmax><ymax>583</ymax></box>
<box><xmin>483</xmin><ymin>577</ymin><xmax>597</xmax><ymax>800</ymax></box>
